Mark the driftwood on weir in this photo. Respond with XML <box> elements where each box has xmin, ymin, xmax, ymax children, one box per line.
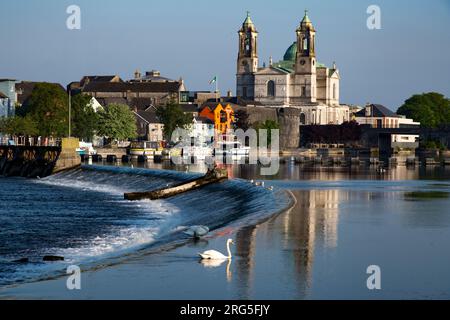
<box><xmin>124</xmin><ymin>168</ymin><xmax>228</xmax><ymax>201</ymax></box>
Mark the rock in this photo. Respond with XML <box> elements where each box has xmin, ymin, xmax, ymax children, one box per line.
<box><xmin>43</xmin><ymin>255</ymin><xmax>64</xmax><ymax>262</ymax></box>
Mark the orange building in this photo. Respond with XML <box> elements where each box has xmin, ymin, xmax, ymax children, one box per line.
<box><xmin>199</xmin><ymin>103</ymin><xmax>235</xmax><ymax>134</ymax></box>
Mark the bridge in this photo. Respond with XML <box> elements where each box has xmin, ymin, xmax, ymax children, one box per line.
<box><xmin>0</xmin><ymin>138</ymin><xmax>81</xmax><ymax>178</ymax></box>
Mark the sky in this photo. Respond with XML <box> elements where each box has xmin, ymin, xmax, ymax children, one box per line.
<box><xmin>1</xmin><ymin>0</ymin><xmax>449</xmax><ymax>110</ymax></box>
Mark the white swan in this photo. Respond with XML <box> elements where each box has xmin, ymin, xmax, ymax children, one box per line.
<box><xmin>199</xmin><ymin>239</ymin><xmax>234</xmax><ymax>260</ymax></box>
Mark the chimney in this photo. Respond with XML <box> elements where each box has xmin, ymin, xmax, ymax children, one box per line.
<box><xmin>134</xmin><ymin>69</ymin><xmax>141</xmax><ymax>80</ymax></box>
<box><xmin>365</xmin><ymin>104</ymin><xmax>372</xmax><ymax>117</ymax></box>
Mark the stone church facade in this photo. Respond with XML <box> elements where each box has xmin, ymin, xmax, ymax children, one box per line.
<box><xmin>236</xmin><ymin>11</ymin><xmax>350</xmax><ymax>127</ymax></box>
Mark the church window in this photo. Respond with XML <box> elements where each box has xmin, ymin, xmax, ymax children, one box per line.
<box><xmin>333</xmin><ymin>84</ymin><xmax>336</xmax><ymax>99</ymax></box>
<box><xmin>302</xmin><ymin>87</ymin><xmax>306</xmax><ymax>97</ymax></box>
<box><xmin>303</xmin><ymin>37</ymin><xmax>308</xmax><ymax>51</ymax></box>
<box><xmin>267</xmin><ymin>80</ymin><xmax>276</xmax><ymax>97</ymax></box>
<box><xmin>243</xmin><ymin>87</ymin><xmax>247</xmax><ymax>98</ymax></box>
<box><xmin>300</xmin><ymin>113</ymin><xmax>306</xmax><ymax>125</ymax></box>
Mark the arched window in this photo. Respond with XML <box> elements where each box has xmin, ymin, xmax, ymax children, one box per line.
<box><xmin>333</xmin><ymin>83</ymin><xmax>336</xmax><ymax>99</ymax></box>
<box><xmin>267</xmin><ymin>80</ymin><xmax>275</xmax><ymax>97</ymax></box>
<box><xmin>300</xmin><ymin>113</ymin><xmax>306</xmax><ymax>125</ymax></box>
<box><xmin>303</xmin><ymin>37</ymin><xmax>308</xmax><ymax>51</ymax></box>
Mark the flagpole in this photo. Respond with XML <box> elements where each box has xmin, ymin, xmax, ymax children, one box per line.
<box><xmin>215</xmin><ymin>76</ymin><xmax>219</xmax><ymax>102</ymax></box>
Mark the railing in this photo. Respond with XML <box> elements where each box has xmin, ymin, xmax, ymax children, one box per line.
<box><xmin>0</xmin><ymin>135</ymin><xmax>61</xmax><ymax>147</ymax></box>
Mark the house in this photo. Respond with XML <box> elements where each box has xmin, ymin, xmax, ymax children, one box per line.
<box><xmin>133</xmin><ymin>109</ymin><xmax>164</xmax><ymax>142</ymax></box>
<box><xmin>199</xmin><ymin>103</ymin><xmax>235</xmax><ymax>134</ymax></box>
<box><xmin>0</xmin><ymin>79</ymin><xmax>17</xmax><ymax>117</ymax></box>
<box><xmin>190</xmin><ymin>116</ymin><xmax>215</xmax><ymax>144</ymax></box>
<box><xmin>354</xmin><ymin>104</ymin><xmax>420</xmax><ymax>150</ymax></box>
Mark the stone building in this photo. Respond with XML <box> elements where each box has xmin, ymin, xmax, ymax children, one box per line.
<box><xmin>236</xmin><ymin>11</ymin><xmax>350</xmax><ymax>126</ymax></box>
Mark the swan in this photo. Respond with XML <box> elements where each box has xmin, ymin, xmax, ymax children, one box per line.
<box><xmin>199</xmin><ymin>239</ymin><xmax>234</xmax><ymax>260</ymax></box>
<box><xmin>184</xmin><ymin>226</ymin><xmax>210</xmax><ymax>239</ymax></box>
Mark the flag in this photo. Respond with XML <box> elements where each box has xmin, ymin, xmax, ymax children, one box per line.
<box><xmin>209</xmin><ymin>76</ymin><xmax>217</xmax><ymax>85</ymax></box>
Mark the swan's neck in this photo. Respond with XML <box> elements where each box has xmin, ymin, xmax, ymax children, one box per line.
<box><xmin>226</xmin><ymin>241</ymin><xmax>232</xmax><ymax>259</ymax></box>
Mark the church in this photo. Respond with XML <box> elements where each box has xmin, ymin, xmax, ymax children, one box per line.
<box><xmin>236</xmin><ymin>11</ymin><xmax>350</xmax><ymax>125</ymax></box>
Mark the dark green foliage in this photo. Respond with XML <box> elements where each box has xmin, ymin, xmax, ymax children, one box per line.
<box><xmin>18</xmin><ymin>83</ymin><xmax>69</xmax><ymax>137</ymax></box>
<box><xmin>71</xmin><ymin>94</ymin><xmax>98</xmax><ymax>141</ymax></box>
<box><xmin>97</xmin><ymin>104</ymin><xmax>137</xmax><ymax>141</ymax></box>
<box><xmin>155</xmin><ymin>100</ymin><xmax>192</xmax><ymax>141</ymax></box>
<box><xmin>397</xmin><ymin>92</ymin><xmax>450</xmax><ymax>128</ymax></box>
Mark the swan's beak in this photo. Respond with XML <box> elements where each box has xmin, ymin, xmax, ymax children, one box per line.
<box><xmin>231</xmin><ymin>241</ymin><xmax>235</xmax><ymax>245</ymax></box>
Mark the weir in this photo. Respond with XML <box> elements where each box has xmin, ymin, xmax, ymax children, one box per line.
<box><xmin>0</xmin><ymin>138</ymin><xmax>81</xmax><ymax>178</ymax></box>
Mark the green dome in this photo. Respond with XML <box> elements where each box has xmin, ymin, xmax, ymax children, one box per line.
<box><xmin>283</xmin><ymin>42</ymin><xmax>297</xmax><ymax>61</ymax></box>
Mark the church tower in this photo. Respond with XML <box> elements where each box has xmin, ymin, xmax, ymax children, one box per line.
<box><xmin>294</xmin><ymin>10</ymin><xmax>317</xmax><ymax>103</ymax></box>
<box><xmin>237</xmin><ymin>12</ymin><xmax>258</xmax><ymax>99</ymax></box>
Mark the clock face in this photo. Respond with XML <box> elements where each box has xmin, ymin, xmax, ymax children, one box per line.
<box><xmin>300</xmin><ymin>60</ymin><xmax>306</xmax><ymax>66</ymax></box>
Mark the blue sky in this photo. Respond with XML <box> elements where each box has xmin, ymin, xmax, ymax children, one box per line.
<box><xmin>1</xmin><ymin>0</ymin><xmax>449</xmax><ymax>110</ymax></box>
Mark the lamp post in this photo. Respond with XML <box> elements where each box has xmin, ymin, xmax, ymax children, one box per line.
<box><xmin>68</xmin><ymin>89</ymin><xmax>71</xmax><ymax>138</ymax></box>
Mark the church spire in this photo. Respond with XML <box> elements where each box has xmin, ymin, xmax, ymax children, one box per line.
<box><xmin>237</xmin><ymin>11</ymin><xmax>259</xmax><ymax>73</ymax></box>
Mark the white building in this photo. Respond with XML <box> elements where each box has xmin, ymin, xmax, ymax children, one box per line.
<box><xmin>354</xmin><ymin>104</ymin><xmax>420</xmax><ymax>149</ymax></box>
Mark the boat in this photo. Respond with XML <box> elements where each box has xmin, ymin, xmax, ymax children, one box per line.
<box><xmin>214</xmin><ymin>134</ymin><xmax>250</xmax><ymax>157</ymax></box>
<box><xmin>169</xmin><ymin>141</ymin><xmax>213</xmax><ymax>161</ymax></box>
<box><xmin>77</xmin><ymin>142</ymin><xmax>96</xmax><ymax>155</ymax></box>
<box><xmin>129</xmin><ymin>141</ymin><xmax>163</xmax><ymax>157</ymax></box>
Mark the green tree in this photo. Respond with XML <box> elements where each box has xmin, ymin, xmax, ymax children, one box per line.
<box><xmin>155</xmin><ymin>101</ymin><xmax>192</xmax><ymax>141</ymax></box>
<box><xmin>97</xmin><ymin>104</ymin><xmax>137</xmax><ymax>142</ymax></box>
<box><xmin>397</xmin><ymin>92</ymin><xmax>450</xmax><ymax>128</ymax></box>
<box><xmin>18</xmin><ymin>83</ymin><xmax>69</xmax><ymax>137</ymax></box>
<box><xmin>71</xmin><ymin>94</ymin><xmax>99</xmax><ymax>141</ymax></box>
<box><xmin>0</xmin><ymin>116</ymin><xmax>38</xmax><ymax>136</ymax></box>
<box><xmin>253</xmin><ymin>119</ymin><xmax>280</xmax><ymax>146</ymax></box>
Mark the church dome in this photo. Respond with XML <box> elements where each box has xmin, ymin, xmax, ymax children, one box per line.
<box><xmin>283</xmin><ymin>42</ymin><xmax>297</xmax><ymax>61</ymax></box>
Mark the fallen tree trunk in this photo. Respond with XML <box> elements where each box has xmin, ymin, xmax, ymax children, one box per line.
<box><xmin>124</xmin><ymin>168</ymin><xmax>228</xmax><ymax>201</ymax></box>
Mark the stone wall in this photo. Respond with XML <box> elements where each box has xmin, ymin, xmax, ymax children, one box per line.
<box><xmin>277</xmin><ymin>108</ymin><xmax>301</xmax><ymax>149</ymax></box>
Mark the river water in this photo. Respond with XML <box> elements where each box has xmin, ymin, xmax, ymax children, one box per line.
<box><xmin>1</xmin><ymin>163</ymin><xmax>450</xmax><ymax>299</ymax></box>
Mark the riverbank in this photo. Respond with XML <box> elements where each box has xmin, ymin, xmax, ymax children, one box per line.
<box><xmin>2</xmin><ymin>177</ymin><xmax>450</xmax><ymax>299</ymax></box>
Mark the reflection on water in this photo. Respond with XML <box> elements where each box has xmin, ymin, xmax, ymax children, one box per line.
<box><xmin>228</xmin><ymin>182</ymin><xmax>450</xmax><ymax>299</ymax></box>
<box><xmin>114</xmin><ymin>161</ymin><xmax>450</xmax><ymax>181</ymax></box>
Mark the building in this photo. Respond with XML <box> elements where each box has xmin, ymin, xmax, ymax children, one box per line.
<box><xmin>190</xmin><ymin>116</ymin><xmax>215</xmax><ymax>144</ymax></box>
<box><xmin>235</xmin><ymin>11</ymin><xmax>350</xmax><ymax>125</ymax></box>
<box><xmin>354</xmin><ymin>104</ymin><xmax>420</xmax><ymax>149</ymax></box>
<box><xmin>0</xmin><ymin>79</ymin><xmax>17</xmax><ymax>117</ymax></box>
<box><xmin>199</xmin><ymin>103</ymin><xmax>235</xmax><ymax>134</ymax></box>
<box><xmin>75</xmin><ymin>70</ymin><xmax>187</xmax><ymax>109</ymax></box>
<box><xmin>133</xmin><ymin>110</ymin><xmax>164</xmax><ymax>142</ymax></box>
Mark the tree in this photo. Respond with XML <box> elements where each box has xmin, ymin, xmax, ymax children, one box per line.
<box><xmin>155</xmin><ymin>100</ymin><xmax>192</xmax><ymax>141</ymax></box>
<box><xmin>253</xmin><ymin>119</ymin><xmax>280</xmax><ymax>146</ymax></box>
<box><xmin>397</xmin><ymin>92</ymin><xmax>450</xmax><ymax>128</ymax></box>
<box><xmin>97</xmin><ymin>104</ymin><xmax>137</xmax><ymax>142</ymax></box>
<box><xmin>0</xmin><ymin>116</ymin><xmax>38</xmax><ymax>136</ymax></box>
<box><xmin>234</xmin><ymin>109</ymin><xmax>250</xmax><ymax>131</ymax></box>
<box><xmin>71</xmin><ymin>94</ymin><xmax>99</xmax><ymax>141</ymax></box>
<box><xmin>18</xmin><ymin>83</ymin><xmax>69</xmax><ymax>137</ymax></box>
